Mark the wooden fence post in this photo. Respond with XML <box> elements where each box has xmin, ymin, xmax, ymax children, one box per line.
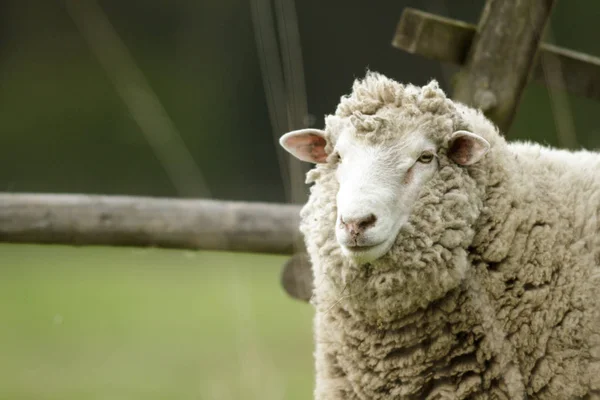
<box><xmin>452</xmin><ymin>0</ymin><xmax>556</xmax><ymax>132</ymax></box>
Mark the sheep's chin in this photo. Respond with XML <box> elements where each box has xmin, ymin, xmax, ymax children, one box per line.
<box><xmin>340</xmin><ymin>235</ymin><xmax>396</xmax><ymax>265</ymax></box>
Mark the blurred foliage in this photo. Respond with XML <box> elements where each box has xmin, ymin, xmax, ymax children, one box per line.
<box><xmin>0</xmin><ymin>245</ymin><xmax>314</xmax><ymax>400</ymax></box>
<box><xmin>1</xmin><ymin>0</ymin><xmax>599</xmax><ymax>202</ymax></box>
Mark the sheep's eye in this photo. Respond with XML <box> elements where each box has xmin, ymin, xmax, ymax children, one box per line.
<box><xmin>335</xmin><ymin>153</ymin><xmax>342</xmax><ymax>163</ymax></box>
<box><xmin>418</xmin><ymin>152</ymin><xmax>434</xmax><ymax>163</ymax></box>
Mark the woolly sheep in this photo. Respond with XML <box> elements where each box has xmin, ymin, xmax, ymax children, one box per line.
<box><xmin>279</xmin><ymin>72</ymin><xmax>600</xmax><ymax>399</ymax></box>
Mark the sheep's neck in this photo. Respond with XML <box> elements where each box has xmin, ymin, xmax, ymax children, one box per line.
<box><xmin>325</xmin><ymin>284</ymin><xmax>499</xmax><ymax>398</ymax></box>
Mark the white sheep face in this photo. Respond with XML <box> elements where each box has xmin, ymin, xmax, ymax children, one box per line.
<box><xmin>332</xmin><ymin>130</ymin><xmax>438</xmax><ymax>263</ymax></box>
<box><xmin>280</xmin><ymin>127</ymin><xmax>490</xmax><ymax>264</ymax></box>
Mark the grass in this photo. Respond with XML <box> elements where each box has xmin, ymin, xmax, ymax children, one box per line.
<box><xmin>0</xmin><ymin>244</ymin><xmax>315</xmax><ymax>400</ymax></box>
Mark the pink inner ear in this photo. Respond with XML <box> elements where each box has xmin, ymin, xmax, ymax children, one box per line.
<box><xmin>449</xmin><ymin>136</ymin><xmax>473</xmax><ymax>165</ymax></box>
<box><xmin>285</xmin><ymin>134</ymin><xmax>328</xmax><ymax>163</ymax></box>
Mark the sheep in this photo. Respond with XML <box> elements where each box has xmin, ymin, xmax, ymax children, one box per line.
<box><xmin>279</xmin><ymin>72</ymin><xmax>600</xmax><ymax>399</ymax></box>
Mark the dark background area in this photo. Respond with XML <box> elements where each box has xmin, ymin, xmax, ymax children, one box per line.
<box><xmin>1</xmin><ymin>0</ymin><xmax>599</xmax><ymax>203</ymax></box>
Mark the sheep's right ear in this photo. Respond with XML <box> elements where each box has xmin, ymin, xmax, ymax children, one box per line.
<box><xmin>279</xmin><ymin>129</ymin><xmax>329</xmax><ymax>164</ymax></box>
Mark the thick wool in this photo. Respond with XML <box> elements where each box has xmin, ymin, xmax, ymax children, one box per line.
<box><xmin>301</xmin><ymin>73</ymin><xmax>600</xmax><ymax>399</ymax></box>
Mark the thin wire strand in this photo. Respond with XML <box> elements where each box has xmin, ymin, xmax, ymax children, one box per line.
<box><xmin>251</xmin><ymin>0</ymin><xmax>311</xmax><ymax>257</ymax></box>
<box><xmin>542</xmin><ymin>26</ymin><xmax>579</xmax><ymax>149</ymax></box>
<box><xmin>64</xmin><ymin>0</ymin><xmax>211</xmax><ymax>199</ymax></box>
<box><xmin>250</xmin><ymin>0</ymin><xmax>293</xmax><ymax>203</ymax></box>
<box><xmin>274</xmin><ymin>0</ymin><xmax>310</xmax><ymax>206</ymax></box>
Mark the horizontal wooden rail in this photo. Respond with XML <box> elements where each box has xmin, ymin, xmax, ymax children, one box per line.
<box><xmin>0</xmin><ymin>193</ymin><xmax>304</xmax><ymax>255</ymax></box>
<box><xmin>392</xmin><ymin>8</ymin><xmax>600</xmax><ymax>102</ymax></box>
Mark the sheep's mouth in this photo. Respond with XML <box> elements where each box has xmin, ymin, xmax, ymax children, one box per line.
<box><xmin>344</xmin><ymin>242</ymin><xmax>381</xmax><ymax>252</ymax></box>
<box><xmin>340</xmin><ymin>239</ymin><xmax>392</xmax><ymax>263</ymax></box>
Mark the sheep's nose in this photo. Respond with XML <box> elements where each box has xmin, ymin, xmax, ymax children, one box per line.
<box><xmin>340</xmin><ymin>214</ymin><xmax>377</xmax><ymax>237</ymax></box>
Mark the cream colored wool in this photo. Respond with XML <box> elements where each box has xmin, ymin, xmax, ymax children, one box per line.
<box><xmin>300</xmin><ymin>72</ymin><xmax>600</xmax><ymax>399</ymax></box>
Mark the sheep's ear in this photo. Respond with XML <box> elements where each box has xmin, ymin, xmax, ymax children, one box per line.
<box><xmin>448</xmin><ymin>130</ymin><xmax>490</xmax><ymax>166</ymax></box>
<box><xmin>279</xmin><ymin>129</ymin><xmax>329</xmax><ymax>164</ymax></box>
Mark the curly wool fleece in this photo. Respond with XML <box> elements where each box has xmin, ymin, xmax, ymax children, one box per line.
<box><xmin>301</xmin><ymin>73</ymin><xmax>600</xmax><ymax>399</ymax></box>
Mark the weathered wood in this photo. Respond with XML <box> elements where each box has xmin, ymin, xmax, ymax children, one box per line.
<box><xmin>0</xmin><ymin>193</ymin><xmax>304</xmax><ymax>254</ymax></box>
<box><xmin>392</xmin><ymin>8</ymin><xmax>473</xmax><ymax>65</ymax></box>
<box><xmin>535</xmin><ymin>43</ymin><xmax>600</xmax><ymax>101</ymax></box>
<box><xmin>452</xmin><ymin>0</ymin><xmax>555</xmax><ymax>131</ymax></box>
<box><xmin>393</xmin><ymin>8</ymin><xmax>600</xmax><ymax>113</ymax></box>
<box><xmin>281</xmin><ymin>253</ymin><xmax>313</xmax><ymax>302</ymax></box>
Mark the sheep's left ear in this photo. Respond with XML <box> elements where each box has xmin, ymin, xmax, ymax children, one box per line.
<box><xmin>447</xmin><ymin>130</ymin><xmax>490</xmax><ymax>166</ymax></box>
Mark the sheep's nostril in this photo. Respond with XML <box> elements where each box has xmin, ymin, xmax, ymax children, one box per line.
<box><xmin>358</xmin><ymin>214</ymin><xmax>377</xmax><ymax>230</ymax></box>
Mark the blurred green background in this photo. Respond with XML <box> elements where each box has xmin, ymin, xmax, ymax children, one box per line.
<box><xmin>1</xmin><ymin>0</ymin><xmax>600</xmax><ymax>399</ymax></box>
<box><xmin>1</xmin><ymin>245</ymin><xmax>314</xmax><ymax>399</ymax></box>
